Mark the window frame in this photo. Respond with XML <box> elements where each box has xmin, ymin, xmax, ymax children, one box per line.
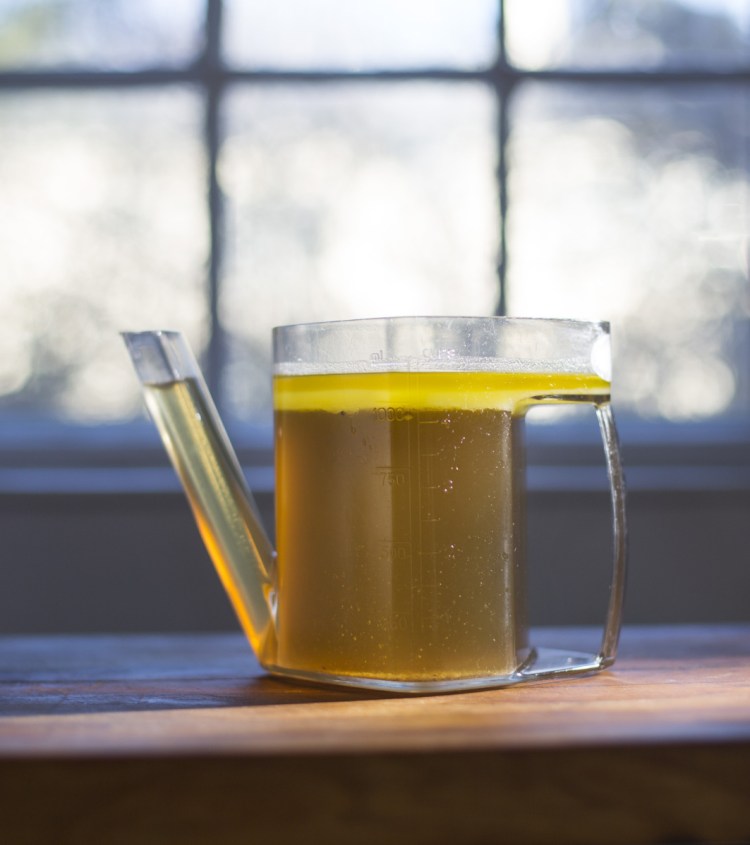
<box><xmin>0</xmin><ymin>0</ymin><xmax>748</xmax><ymax>496</ymax></box>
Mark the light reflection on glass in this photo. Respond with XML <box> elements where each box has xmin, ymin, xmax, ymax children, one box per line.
<box><xmin>507</xmin><ymin>83</ymin><xmax>750</xmax><ymax>421</ymax></box>
<box><xmin>0</xmin><ymin>0</ymin><xmax>204</xmax><ymax>69</ymax></box>
<box><xmin>0</xmin><ymin>89</ymin><xmax>209</xmax><ymax>421</ymax></box>
<box><xmin>219</xmin><ymin>83</ymin><xmax>499</xmax><ymax>421</ymax></box>
<box><xmin>505</xmin><ymin>0</ymin><xmax>750</xmax><ymax>69</ymax></box>
<box><xmin>223</xmin><ymin>0</ymin><xmax>498</xmax><ymax>70</ymax></box>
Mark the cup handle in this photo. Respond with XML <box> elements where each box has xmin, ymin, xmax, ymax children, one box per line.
<box><xmin>594</xmin><ymin>402</ymin><xmax>628</xmax><ymax>666</ymax></box>
<box><xmin>517</xmin><ymin>400</ymin><xmax>627</xmax><ymax>681</ymax></box>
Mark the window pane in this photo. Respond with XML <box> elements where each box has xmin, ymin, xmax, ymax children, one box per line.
<box><xmin>505</xmin><ymin>0</ymin><xmax>750</xmax><ymax>69</ymax></box>
<box><xmin>507</xmin><ymin>82</ymin><xmax>750</xmax><ymax>422</ymax></box>
<box><xmin>224</xmin><ymin>0</ymin><xmax>498</xmax><ymax>70</ymax></box>
<box><xmin>0</xmin><ymin>89</ymin><xmax>209</xmax><ymax>422</ymax></box>
<box><xmin>220</xmin><ymin>83</ymin><xmax>499</xmax><ymax>421</ymax></box>
<box><xmin>0</xmin><ymin>0</ymin><xmax>204</xmax><ymax>69</ymax></box>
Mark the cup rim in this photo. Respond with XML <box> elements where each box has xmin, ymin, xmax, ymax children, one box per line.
<box><xmin>273</xmin><ymin>314</ymin><xmax>610</xmax><ymax>336</ymax></box>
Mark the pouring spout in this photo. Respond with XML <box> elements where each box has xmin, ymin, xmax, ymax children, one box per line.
<box><xmin>122</xmin><ymin>331</ymin><xmax>276</xmax><ymax>660</ymax></box>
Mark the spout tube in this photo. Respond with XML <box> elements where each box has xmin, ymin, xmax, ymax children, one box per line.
<box><xmin>122</xmin><ymin>331</ymin><xmax>276</xmax><ymax>659</ymax></box>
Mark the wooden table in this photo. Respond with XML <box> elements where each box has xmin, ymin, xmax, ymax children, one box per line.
<box><xmin>1</xmin><ymin>626</ymin><xmax>749</xmax><ymax>845</ymax></box>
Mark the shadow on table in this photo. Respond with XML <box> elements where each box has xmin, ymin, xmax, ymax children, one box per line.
<box><xmin>0</xmin><ymin>633</ymin><xmax>393</xmax><ymax>716</ymax></box>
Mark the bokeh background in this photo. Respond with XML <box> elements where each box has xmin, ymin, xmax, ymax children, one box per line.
<box><xmin>0</xmin><ymin>0</ymin><xmax>748</xmax><ymax>635</ymax></box>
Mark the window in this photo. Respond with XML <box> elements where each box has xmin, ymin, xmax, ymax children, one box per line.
<box><xmin>1</xmin><ymin>0</ymin><xmax>748</xmax><ymax>490</ymax></box>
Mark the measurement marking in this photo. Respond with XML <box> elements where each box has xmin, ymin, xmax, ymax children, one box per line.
<box><xmin>407</xmin><ymin>408</ymin><xmax>415</xmax><ymax>633</ymax></box>
<box><xmin>415</xmin><ymin>408</ymin><xmax>442</xmax><ymax>633</ymax></box>
<box><xmin>379</xmin><ymin>540</ymin><xmax>412</xmax><ymax>562</ymax></box>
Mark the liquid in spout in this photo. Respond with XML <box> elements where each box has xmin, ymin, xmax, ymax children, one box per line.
<box><xmin>122</xmin><ymin>331</ymin><xmax>276</xmax><ymax>661</ymax></box>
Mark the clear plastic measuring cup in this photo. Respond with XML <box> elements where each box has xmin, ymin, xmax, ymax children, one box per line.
<box><xmin>125</xmin><ymin>316</ymin><xmax>627</xmax><ymax>693</ymax></box>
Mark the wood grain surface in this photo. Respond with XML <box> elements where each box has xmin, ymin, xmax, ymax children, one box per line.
<box><xmin>1</xmin><ymin>626</ymin><xmax>749</xmax><ymax>844</ymax></box>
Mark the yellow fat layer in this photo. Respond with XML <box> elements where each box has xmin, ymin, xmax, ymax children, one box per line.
<box><xmin>273</xmin><ymin>371</ymin><xmax>610</xmax><ymax>412</ymax></box>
